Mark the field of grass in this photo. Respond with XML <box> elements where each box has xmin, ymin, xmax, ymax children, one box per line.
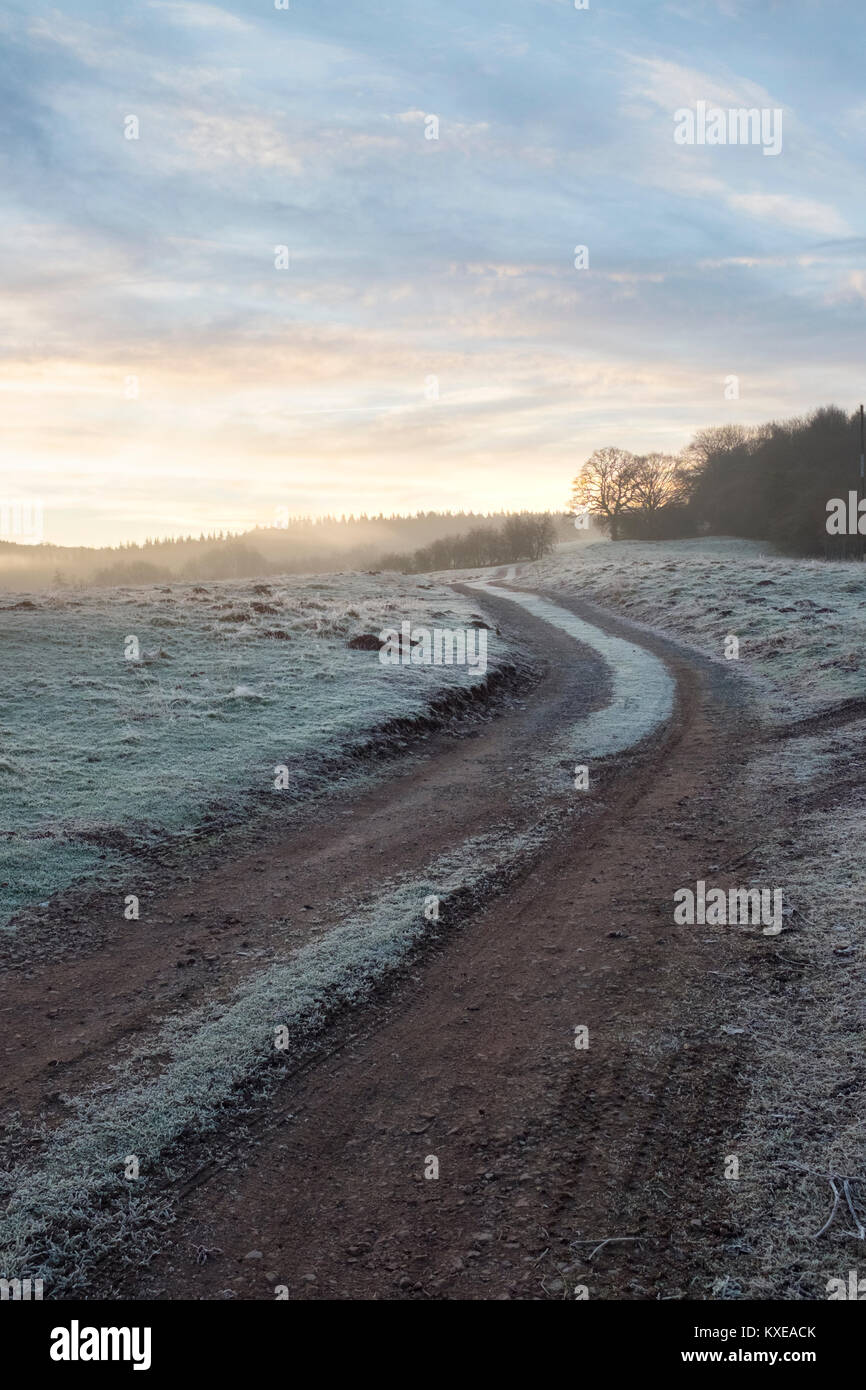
<box><xmin>532</xmin><ymin>537</ymin><xmax>866</xmax><ymax>721</ymax></box>
<box><xmin>0</xmin><ymin>572</ymin><xmax>508</xmax><ymax>926</ymax></box>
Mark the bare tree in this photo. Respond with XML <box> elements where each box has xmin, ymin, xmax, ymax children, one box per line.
<box><xmin>569</xmin><ymin>448</ymin><xmax>638</xmax><ymax>540</ymax></box>
<box><xmin>685</xmin><ymin>424</ymin><xmax>751</xmax><ymax>469</ymax></box>
<box><xmin>501</xmin><ymin>513</ymin><xmax>557</xmax><ymax>561</ymax></box>
<box><xmin>630</xmin><ymin>453</ymin><xmax>689</xmax><ymax>514</ymax></box>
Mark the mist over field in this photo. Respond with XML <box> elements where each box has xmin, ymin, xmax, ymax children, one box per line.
<box><xmin>0</xmin><ymin>511</ymin><xmax>575</xmax><ymax>589</ymax></box>
<box><xmin>0</xmin><ymin>572</ymin><xmax>508</xmax><ymax>924</ymax></box>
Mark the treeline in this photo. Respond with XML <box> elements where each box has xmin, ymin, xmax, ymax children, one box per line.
<box><xmin>687</xmin><ymin>408</ymin><xmax>862</xmax><ymax>554</ymax></box>
<box><xmin>0</xmin><ymin>510</ymin><xmax>566</xmax><ymax>590</ymax></box>
<box><xmin>380</xmin><ymin>513</ymin><xmax>560</xmax><ymax>573</ymax></box>
<box><xmin>571</xmin><ymin>406</ymin><xmax>864</xmax><ymax>555</ymax></box>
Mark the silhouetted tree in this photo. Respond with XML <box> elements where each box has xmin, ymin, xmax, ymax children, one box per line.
<box><xmin>570</xmin><ymin>448</ymin><xmax>638</xmax><ymax>540</ymax></box>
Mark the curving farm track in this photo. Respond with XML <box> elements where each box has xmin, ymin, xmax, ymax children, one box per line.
<box><xmin>2</xmin><ymin>580</ymin><xmax>781</xmax><ymax>1299</ymax></box>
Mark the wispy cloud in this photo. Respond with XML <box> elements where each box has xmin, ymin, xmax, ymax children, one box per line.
<box><xmin>3</xmin><ymin>0</ymin><xmax>865</xmax><ymax>543</ymax></box>
<box><xmin>147</xmin><ymin>2</ymin><xmax>251</xmax><ymax>30</ymax></box>
<box><xmin>726</xmin><ymin>192</ymin><xmax>849</xmax><ymax>237</ymax></box>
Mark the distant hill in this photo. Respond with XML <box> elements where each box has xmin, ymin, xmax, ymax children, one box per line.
<box><xmin>0</xmin><ymin>510</ymin><xmax>575</xmax><ymax>591</ymax></box>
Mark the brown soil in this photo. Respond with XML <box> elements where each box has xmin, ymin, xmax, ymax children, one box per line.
<box><xmin>3</xmin><ymin>584</ymin><xmax>786</xmax><ymax>1299</ymax></box>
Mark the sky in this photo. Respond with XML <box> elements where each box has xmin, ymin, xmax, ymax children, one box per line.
<box><xmin>1</xmin><ymin>0</ymin><xmax>865</xmax><ymax>546</ymax></box>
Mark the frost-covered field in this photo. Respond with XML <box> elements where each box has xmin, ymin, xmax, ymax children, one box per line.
<box><xmin>471</xmin><ymin>582</ymin><xmax>674</xmax><ymax>757</ymax></box>
<box><xmin>0</xmin><ymin>821</ymin><xmax>552</xmax><ymax>1292</ymax></box>
<box><xmin>726</xmin><ymin>721</ymin><xmax>866</xmax><ymax>1296</ymax></box>
<box><xmin>0</xmin><ymin>572</ymin><xmax>506</xmax><ymax>926</ymax></box>
<box><xmin>529</xmin><ymin>538</ymin><xmax>866</xmax><ymax>723</ymax></box>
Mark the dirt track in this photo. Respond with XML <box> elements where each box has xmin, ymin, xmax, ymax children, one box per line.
<box><xmin>101</xmin><ymin>584</ymin><xmax>787</xmax><ymax>1300</ymax></box>
<box><xmin>4</xmin><ymin>582</ymin><xmax>787</xmax><ymax>1298</ymax></box>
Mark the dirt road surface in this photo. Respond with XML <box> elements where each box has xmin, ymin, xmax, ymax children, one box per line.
<box><xmin>3</xmin><ymin>581</ymin><xmax>786</xmax><ymax>1299</ymax></box>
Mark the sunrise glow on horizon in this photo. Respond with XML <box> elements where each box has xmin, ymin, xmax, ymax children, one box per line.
<box><xmin>3</xmin><ymin>0</ymin><xmax>865</xmax><ymax>548</ymax></box>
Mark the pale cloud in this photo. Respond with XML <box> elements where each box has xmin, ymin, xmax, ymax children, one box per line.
<box><xmin>605</xmin><ymin>270</ymin><xmax>667</xmax><ymax>284</ymax></box>
<box><xmin>174</xmin><ymin>111</ymin><xmax>303</xmax><ymax>169</ymax></box>
<box><xmin>697</xmin><ymin>254</ymin><xmax>822</xmax><ymax>269</ymax></box>
<box><xmin>147</xmin><ymin>2</ymin><xmax>251</xmax><ymax>32</ymax></box>
<box><xmin>726</xmin><ymin>192</ymin><xmax>849</xmax><ymax>238</ymax></box>
<box><xmin>27</xmin><ymin>11</ymin><xmax>130</xmax><ymax>67</ymax></box>
<box><xmin>826</xmin><ymin>270</ymin><xmax>866</xmax><ymax>305</ymax></box>
<box><xmin>627</xmin><ymin>54</ymin><xmax>777</xmax><ymax>114</ymax></box>
<box><xmin>457</xmin><ymin>262</ymin><xmax>549</xmax><ymax>279</ymax></box>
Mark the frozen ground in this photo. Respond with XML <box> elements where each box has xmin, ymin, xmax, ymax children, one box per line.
<box><xmin>0</xmin><ymin>572</ymin><xmax>507</xmax><ymax>926</ymax></box>
<box><xmin>460</xmin><ymin>538</ymin><xmax>866</xmax><ymax>1295</ymax></box>
<box><xmin>470</xmin><ymin>582</ymin><xmax>674</xmax><ymax>757</ymax></box>
<box><xmin>724</xmin><ymin>718</ymin><xmax>866</xmax><ymax>1296</ymax></box>
<box><xmin>0</xmin><ymin>820</ymin><xmax>554</xmax><ymax>1291</ymax></box>
<box><xmin>449</xmin><ymin>537</ymin><xmax>866</xmax><ymax>724</ymax></box>
<box><xmin>530</xmin><ymin>537</ymin><xmax>866</xmax><ymax>723</ymax></box>
<box><xmin>4</xmin><ymin>538</ymin><xmax>863</xmax><ymax>1298</ymax></box>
